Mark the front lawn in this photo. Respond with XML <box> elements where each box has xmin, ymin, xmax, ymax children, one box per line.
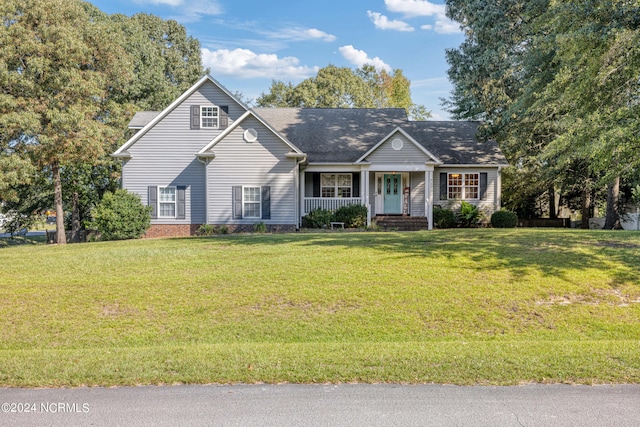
<box><xmin>0</xmin><ymin>229</ymin><xmax>639</xmax><ymax>386</ymax></box>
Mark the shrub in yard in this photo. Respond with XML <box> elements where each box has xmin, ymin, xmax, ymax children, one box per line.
<box><xmin>254</xmin><ymin>222</ymin><xmax>268</xmax><ymax>233</ymax></box>
<box><xmin>491</xmin><ymin>210</ymin><xmax>518</xmax><ymax>228</ymax></box>
<box><xmin>333</xmin><ymin>204</ymin><xmax>368</xmax><ymax>228</ymax></box>
<box><xmin>197</xmin><ymin>224</ymin><xmax>215</xmax><ymax>236</ymax></box>
<box><xmin>302</xmin><ymin>208</ymin><xmax>334</xmax><ymax>228</ymax></box>
<box><xmin>433</xmin><ymin>206</ymin><xmax>456</xmax><ymax>228</ymax></box>
<box><xmin>457</xmin><ymin>201</ymin><xmax>480</xmax><ymax>227</ymax></box>
<box><xmin>91</xmin><ymin>189</ymin><xmax>151</xmax><ymax>240</ymax></box>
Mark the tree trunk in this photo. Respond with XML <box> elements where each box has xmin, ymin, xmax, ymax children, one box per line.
<box><xmin>71</xmin><ymin>190</ymin><xmax>80</xmax><ymax>243</ymax></box>
<box><xmin>604</xmin><ymin>176</ymin><xmax>620</xmax><ymax>230</ymax></box>
<box><xmin>581</xmin><ymin>186</ymin><xmax>591</xmax><ymax>229</ymax></box>
<box><xmin>52</xmin><ymin>162</ymin><xmax>67</xmax><ymax>244</ymax></box>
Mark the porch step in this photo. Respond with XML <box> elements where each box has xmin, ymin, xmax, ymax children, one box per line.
<box><xmin>375</xmin><ymin>215</ymin><xmax>430</xmax><ymax>231</ymax></box>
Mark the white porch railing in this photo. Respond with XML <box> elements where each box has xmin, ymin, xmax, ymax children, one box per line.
<box><xmin>304</xmin><ymin>197</ymin><xmax>364</xmax><ymax>215</ymax></box>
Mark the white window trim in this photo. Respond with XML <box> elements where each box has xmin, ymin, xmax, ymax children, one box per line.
<box><xmin>158</xmin><ymin>186</ymin><xmax>177</xmax><ymax>218</ymax></box>
<box><xmin>242</xmin><ymin>186</ymin><xmax>262</xmax><ymax>219</ymax></box>
<box><xmin>201</xmin><ymin>106</ymin><xmax>219</xmax><ymax>129</ymax></box>
<box><xmin>320</xmin><ymin>173</ymin><xmax>352</xmax><ymax>198</ymax></box>
<box><xmin>448</xmin><ymin>172</ymin><xmax>479</xmax><ymax>200</ymax></box>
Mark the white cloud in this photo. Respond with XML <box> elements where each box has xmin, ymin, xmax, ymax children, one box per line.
<box><xmin>201</xmin><ymin>48</ymin><xmax>319</xmax><ymax>80</ymax></box>
<box><xmin>367</xmin><ymin>11</ymin><xmax>414</xmax><ymax>32</ymax></box>
<box><xmin>411</xmin><ymin>76</ymin><xmax>449</xmax><ymax>88</ymax></box>
<box><xmin>384</xmin><ymin>0</ymin><xmax>445</xmax><ymax>17</ymax></box>
<box><xmin>338</xmin><ymin>45</ymin><xmax>391</xmax><ymax>72</ymax></box>
<box><xmin>421</xmin><ymin>20</ymin><xmax>460</xmax><ymax>35</ymax></box>
<box><xmin>267</xmin><ymin>27</ymin><xmax>337</xmax><ymax>42</ymax></box>
<box><xmin>134</xmin><ymin>0</ymin><xmax>223</xmax><ymax>22</ymax></box>
<box><xmin>134</xmin><ymin>0</ymin><xmax>184</xmax><ymax>5</ymax></box>
<box><xmin>383</xmin><ymin>0</ymin><xmax>461</xmax><ymax>34</ymax></box>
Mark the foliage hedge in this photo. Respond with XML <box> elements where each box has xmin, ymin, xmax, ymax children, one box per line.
<box><xmin>457</xmin><ymin>201</ymin><xmax>481</xmax><ymax>227</ymax></box>
<box><xmin>303</xmin><ymin>205</ymin><xmax>368</xmax><ymax>229</ymax></box>
<box><xmin>333</xmin><ymin>204</ymin><xmax>368</xmax><ymax>228</ymax></box>
<box><xmin>302</xmin><ymin>208</ymin><xmax>334</xmax><ymax>228</ymax></box>
<box><xmin>91</xmin><ymin>189</ymin><xmax>151</xmax><ymax>240</ymax></box>
<box><xmin>491</xmin><ymin>210</ymin><xmax>518</xmax><ymax>228</ymax></box>
<box><xmin>433</xmin><ymin>206</ymin><xmax>457</xmax><ymax>228</ymax></box>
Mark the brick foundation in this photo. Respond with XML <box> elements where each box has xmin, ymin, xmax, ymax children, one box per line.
<box><xmin>218</xmin><ymin>224</ymin><xmax>297</xmax><ymax>233</ymax></box>
<box><xmin>145</xmin><ymin>223</ymin><xmax>297</xmax><ymax>238</ymax></box>
<box><xmin>145</xmin><ymin>224</ymin><xmax>201</xmax><ymax>238</ymax></box>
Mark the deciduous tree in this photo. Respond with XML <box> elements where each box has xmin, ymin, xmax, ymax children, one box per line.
<box><xmin>0</xmin><ymin>0</ymin><xmax>133</xmax><ymax>243</ymax></box>
<box><xmin>256</xmin><ymin>65</ymin><xmax>430</xmax><ymax>119</ymax></box>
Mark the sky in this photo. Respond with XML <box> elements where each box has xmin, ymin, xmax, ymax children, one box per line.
<box><xmin>88</xmin><ymin>0</ymin><xmax>465</xmax><ymax>120</ymax></box>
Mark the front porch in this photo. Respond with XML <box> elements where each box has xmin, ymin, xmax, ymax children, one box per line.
<box><xmin>300</xmin><ymin>167</ymin><xmax>434</xmax><ymax>230</ymax></box>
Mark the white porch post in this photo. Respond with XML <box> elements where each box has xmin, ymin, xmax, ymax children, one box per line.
<box><xmin>425</xmin><ymin>166</ymin><xmax>434</xmax><ymax>230</ymax></box>
<box><xmin>361</xmin><ymin>166</ymin><xmax>371</xmax><ymax>225</ymax></box>
<box><xmin>496</xmin><ymin>166</ymin><xmax>502</xmax><ymax>210</ymax></box>
<box><xmin>299</xmin><ymin>169</ymin><xmax>306</xmax><ymax>226</ymax></box>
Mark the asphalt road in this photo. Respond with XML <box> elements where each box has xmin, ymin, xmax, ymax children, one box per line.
<box><xmin>1</xmin><ymin>383</ymin><xmax>639</xmax><ymax>426</ymax></box>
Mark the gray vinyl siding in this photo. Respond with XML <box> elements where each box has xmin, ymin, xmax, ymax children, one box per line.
<box><xmin>434</xmin><ymin>167</ymin><xmax>499</xmax><ymax>214</ymax></box>
<box><xmin>364</xmin><ymin>133</ymin><xmax>431</xmax><ymax>164</ymax></box>
<box><xmin>206</xmin><ymin>116</ymin><xmax>298</xmax><ymax>225</ymax></box>
<box><xmin>410</xmin><ymin>172</ymin><xmax>426</xmax><ymax>217</ymax></box>
<box><xmin>121</xmin><ymin>81</ymin><xmax>245</xmax><ymax>224</ymax></box>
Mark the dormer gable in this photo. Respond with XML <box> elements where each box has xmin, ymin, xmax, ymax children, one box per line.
<box><xmin>356</xmin><ymin>127</ymin><xmax>441</xmax><ymax>165</ymax></box>
<box><xmin>113</xmin><ymin>75</ymin><xmax>248</xmax><ymax>156</ymax></box>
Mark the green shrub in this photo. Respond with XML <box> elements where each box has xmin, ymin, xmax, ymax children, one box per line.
<box><xmin>197</xmin><ymin>224</ymin><xmax>215</xmax><ymax>236</ymax></box>
<box><xmin>457</xmin><ymin>201</ymin><xmax>480</xmax><ymax>228</ymax></box>
<box><xmin>254</xmin><ymin>222</ymin><xmax>268</xmax><ymax>233</ymax></box>
<box><xmin>302</xmin><ymin>208</ymin><xmax>334</xmax><ymax>228</ymax></box>
<box><xmin>91</xmin><ymin>189</ymin><xmax>151</xmax><ymax>240</ymax></box>
<box><xmin>433</xmin><ymin>206</ymin><xmax>457</xmax><ymax>228</ymax></box>
<box><xmin>491</xmin><ymin>210</ymin><xmax>518</xmax><ymax>228</ymax></box>
<box><xmin>333</xmin><ymin>204</ymin><xmax>368</xmax><ymax>228</ymax></box>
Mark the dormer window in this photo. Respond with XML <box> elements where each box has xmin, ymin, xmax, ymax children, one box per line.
<box><xmin>201</xmin><ymin>106</ymin><xmax>219</xmax><ymax>128</ymax></box>
<box><xmin>191</xmin><ymin>105</ymin><xmax>228</xmax><ymax>130</ymax></box>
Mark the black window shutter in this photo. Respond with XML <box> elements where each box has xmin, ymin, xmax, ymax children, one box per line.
<box><xmin>232</xmin><ymin>186</ymin><xmax>243</xmax><ymax>219</ymax></box>
<box><xmin>190</xmin><ymin>105</ymin><xmax>200</xmax><ymax>129</ymax></box>
<box><xmin>312</xmin><ymin>173</ymin><xmax>320</xmax><ymax>197</ymax></box>
<box><xmin>148</xmin><ymin>186</ymin><xmax>157</xmax><ymax>219</ymax></box>
<box><xmin>479</xmin><ymin>173</ymin><xmax>488</xmax><ymax>201</ymax></box>
<box><xmin>220</xmin><ymin>106</ymin><xmax>229</xmax><ymax>128</ymax></box>
<box><xmin>261</xmin><ymin>186</ymin><xmax>271</xmax><ymax>220</ymax></box>
<box><xmin>352</xmin><ymin>173</ymin><xmax>360</xmax><ymax>198</ymax></box>
<box><xmin>439</xmin><ymin>173</ymin><xmax>448</xmax><ymax>200</ymax></box>
<box><xmin>176</xmin><ymin>186</ymin><xmax>186</xmax><ymax>219</ymax></box>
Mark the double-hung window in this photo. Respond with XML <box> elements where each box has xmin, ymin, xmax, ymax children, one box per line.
<box><xmin>201</xmin><ymin>106</ymin><xmax>219</xmax><ymax>128</ymax></box>
<box><xmin>448</xmin><ymin>173</ymin><xmax>479</xmax><ymax>200</ymax></box>
<box><xmin>464</xmin><ymin>173</ymin><xmax>479</xmax><ymax>199</ymax></box>
<box><xmin>159</xmin><ymin>187</ymin><xmax>176</xmax><ymax>217</ymax></box>
<box><xmin>321</xmin><ymin>173</ymin><xmax>352</xmax><ymax>198</ymax></box>
<box><xmin>243</xmin><ymin>187</ymin><xmax>261</xmax><ymax>218</ymax></box>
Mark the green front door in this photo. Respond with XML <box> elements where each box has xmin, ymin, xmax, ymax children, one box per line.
<box><xmin>383</xmin><ymin>174</ymin><xmax>402</xmax><ymax>214</ymax></box>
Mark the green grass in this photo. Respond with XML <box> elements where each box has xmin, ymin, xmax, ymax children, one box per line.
<box><xmin>1</xmin><ymin>229</ymin><xmax>639</xmax><ymax>386</ymax></box>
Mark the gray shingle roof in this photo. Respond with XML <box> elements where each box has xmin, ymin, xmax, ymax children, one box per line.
<box><xmin>254</xmin><ymin>108</ymin><xmax>508</xmax><ymax>165</ymax></box>
<box><xmin>254</xmin><ymin>108</ymin><xmax>408</xmax><ymax>163</ymax></box>
<box><xmin>399</xmin><ymin>121</ymin><xmax>508</xmax><ymax>165</ymax></box>
<box><xmin>128</xmin><ymin>111</ymin><xmax>160</xmax><ymax>129</ymax></box>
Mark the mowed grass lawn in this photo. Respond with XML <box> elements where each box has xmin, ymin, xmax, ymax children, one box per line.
<box><xmin>1</xmin><ymin>229</ymin><xmax>639</xmax><ymax>387</ymax></box>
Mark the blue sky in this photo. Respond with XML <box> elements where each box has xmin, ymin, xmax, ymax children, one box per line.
<box><xmin>89</xmin><ymin>0</ymin><xmax>464</xmax><ymax>119</ymax></box>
